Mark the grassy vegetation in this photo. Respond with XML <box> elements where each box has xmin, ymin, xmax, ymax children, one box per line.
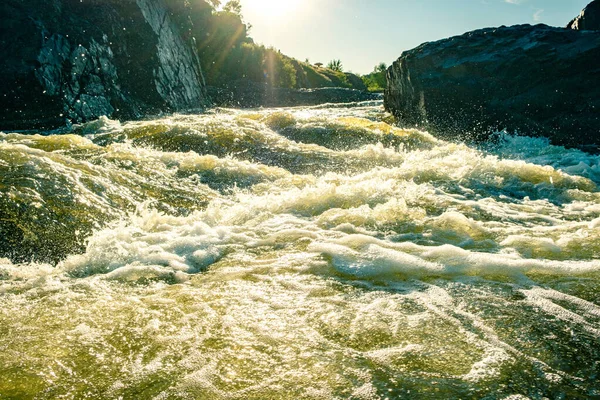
<box><xmin>298</xmin><ymin>62</ymin><xmax>352</xmax><ymax>88</ymax></box>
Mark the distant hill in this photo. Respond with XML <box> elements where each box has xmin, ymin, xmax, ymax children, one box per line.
<box><xmin>289</xmin><ymin>58</ymin><xmax>367</xmax><ymax>91</ymax></box>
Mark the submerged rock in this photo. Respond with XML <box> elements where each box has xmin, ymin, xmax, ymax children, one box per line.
<box><xmin>568</xmin><ymin>0</ymin><xmax>600</xmax><ymax>31</ymax></box>
<box><xmin>0</xmin><ymin>0</ymin><xmax>209</xmax><ymax>131</ymax></box>
<box><xmin>384</xmin><ymin>24</ymin><xmax>600</xmax><ymax>151</ymax></box>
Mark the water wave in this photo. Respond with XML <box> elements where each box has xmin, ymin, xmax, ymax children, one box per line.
<box><xmin>1</xmin><ymin>102</ymin><xmax>599</xmax><ymax>398</ymax></box>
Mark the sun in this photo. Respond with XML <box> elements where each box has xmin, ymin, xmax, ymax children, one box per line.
<box><xmin>242</xmin><ymin>0</ymin><xmax>302</xmax><ymax>18</ymax></box>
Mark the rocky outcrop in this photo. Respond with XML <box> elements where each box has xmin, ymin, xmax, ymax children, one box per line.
<box><xmin>0</xmin><ymin>0</ymin><xmax>209</xmax><ymax>131</ymax></box>
<box><xmin>384</xmin><ymin>24</ymin><xmax>600</xmax><ymax>151</ymax></box>
<box><xmin>208</xmin><ymin>80</ymin><xmax>379</xmax><ymax>108</ymax></box>
<box><xmin>568</xmin><ymin>0</ymin><xmax>600</xmax><ymax>31</ymax></box>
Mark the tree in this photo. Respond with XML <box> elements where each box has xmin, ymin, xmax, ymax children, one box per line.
<box><xmin>222</xmin><ymin>0</ymin><xmax>242</xmax><ymax>16</ymax></box>
<box><xmin>375</xmin><ymin>62</ymin><xmax>387</xmax><ymax>73</ymax></box>
<box><xmin>327</xmin><ymin>59</ymin><xmax>343</xmax><ymax>72</ymax></box>
<box><xmin>361</xmin><ymin>62</ymin><xmax>388</xmax><ymax>92</ymax></box>
<box><xmin>200</xmin><ymin>0</ymin><xmax>221</xmax><ymax>8</ymax></box>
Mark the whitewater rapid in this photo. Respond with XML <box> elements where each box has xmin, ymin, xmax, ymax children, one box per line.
<box><xmin>1</xmin><ymin>101</ymin><xmax>599</xmax><ymax>399</ymax></box>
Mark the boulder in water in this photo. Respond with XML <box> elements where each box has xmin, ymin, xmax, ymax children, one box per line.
<box><xmin>384</xmin><ymin>22</ymin><xmax>600</xmax><ymax>151</ymax></box>
<box><xmin>0</xmin><ymin>0</ymin><xmax>210</xmax><ymax>131</ymax></box>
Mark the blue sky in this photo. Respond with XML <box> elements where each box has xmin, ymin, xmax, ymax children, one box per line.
<box><xmin>239</xmin><ymin>0</ymin><xmax>591</xmax><ymax>74</ymax></box>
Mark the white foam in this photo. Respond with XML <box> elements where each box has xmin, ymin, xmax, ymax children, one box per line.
<box><xmin>308</xmin><ymin>234</ymin><xmax>600</xmax><ymax>278</ymax></box>
<box><xmin>3</xmin><ymin>103</ymin><xmax>600</xmax><ymax>398</ymax></box>
<box><xmin>77</xmin><ymin>115</ymin><xmax>123</xmax><ymax>135</ymax></box>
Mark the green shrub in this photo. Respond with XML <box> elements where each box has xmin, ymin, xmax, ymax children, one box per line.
<box><xmin>361</xmin><ymin>63</ymin><xmax>388</xmax><ymax>92</ymax></box>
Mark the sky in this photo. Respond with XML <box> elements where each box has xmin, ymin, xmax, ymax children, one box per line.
<box><xmin>237</xmin><ymin>0</ymin><xmax>591</xmax><ymax>74</ymax></box>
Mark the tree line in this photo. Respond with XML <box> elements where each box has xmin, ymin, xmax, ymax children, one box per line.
<box><xmin>164</xmin><ymin>0</ymin><xmax>386</xmax><ymax>91</ymax></box>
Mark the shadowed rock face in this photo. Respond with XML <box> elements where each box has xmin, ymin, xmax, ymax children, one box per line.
<box><xmin>568</xmin><ymin>0</ymin><xmax>600</xmax><ymax>31</ymax></box>
<box><xmin>384</xmin><ymin>24</ymin><xmax>600</xmax><ymax>151</ymax></box>
<box><xmin>0</xmin><ymin>0</ymin><xmax>209</xmax><ymax>131</ymax></box>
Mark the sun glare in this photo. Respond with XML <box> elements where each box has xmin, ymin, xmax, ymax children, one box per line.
<box><xmin>243</xmin><ymin>0</ymin><xmax>302</xmax><ymax>18</ymax></box>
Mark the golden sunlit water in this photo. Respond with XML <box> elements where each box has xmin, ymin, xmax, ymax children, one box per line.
<box><xmin>1</xmin><ymin>101</ymin><xmax>599</xmax><ymax>399</ymax></box>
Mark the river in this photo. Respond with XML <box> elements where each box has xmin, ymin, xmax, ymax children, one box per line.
<box><xmin>1</xmin><ymin>101</ymin><xmax>599</xmax><ymax>399</ymax></box>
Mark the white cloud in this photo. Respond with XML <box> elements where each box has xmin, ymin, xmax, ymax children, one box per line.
<box><xmin>505</xmin><ymin>0</ymin><xmax>523</xmax><ymax>4</ymax></box>
<box><xmin>533</xmin><ymin>8</ymin><xmax>544</xmax><ymax>21</ymax></box>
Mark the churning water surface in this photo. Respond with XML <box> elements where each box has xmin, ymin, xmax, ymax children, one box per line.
<box><xmin>1</xmin><ymin>101</ymin><xmax>599</xmax><ymax>399</ymax></box>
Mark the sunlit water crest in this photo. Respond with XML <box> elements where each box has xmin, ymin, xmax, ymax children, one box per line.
<box><xmin>1</xmin><ymin>101</ymin><xmax>599</xmax><ymax>399</ymax></box>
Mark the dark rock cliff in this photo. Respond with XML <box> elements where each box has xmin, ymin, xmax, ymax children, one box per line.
<box><xmin>0</xmin><ymin>0</ymin><xmax>209</xmax><ymax>131</ymax></box>
<box><xmin>384</xmin><ymin>23</ymin><xmax>600</xmax><ymax>151</ymax></box>
<box><xmin>568</xmin><ymin>0</ymin><xmax>600</xmax><ymax>31</ymax></box>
